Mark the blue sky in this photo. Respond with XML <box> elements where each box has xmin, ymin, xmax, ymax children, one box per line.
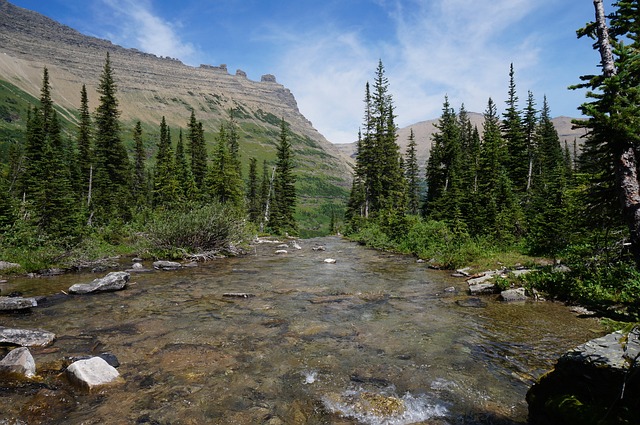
<box><xmin>10</xmin><ymin>0</ymin><xmax>612</xmax><ymax>143</ymax></box>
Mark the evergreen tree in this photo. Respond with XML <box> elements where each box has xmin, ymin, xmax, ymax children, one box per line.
<box><xmin>477</xmin><ymin>98</ymin><xmax>522</xmax><ymax>240</ymax></box>
<box><xmin>269</xmin><ymin>118</ymin><xmax>297</xmax><ymax>234</ymax></box>
<box><xmin>246</xmin><ymin>157</ymin><xmax>261</xmax><ymax>224</ymax></box>
<box><xmin>0</xmin><ymin>173</ymin><xmax>15</xmax><ymax>229</ymax></box>
<box><xmin>175</xmin><ymin>129</ymin><xmax>197</xmax><ymax>202</ymax></box>
<box><xmin>208</xmin><ymin>124</ymin><xmax>243</xmax><ymax>207</ymax></box>
<box><xmin>187</xmin><ymin>109</ymin><xmax>208</xmax><ymax>191</ymax></box>
<box><xmin>259</xmin><ymin>159</ymin><xmax>273</xmax><ymax>228</ymax></box>
<box><xmin>404</xmin><ymin>128</ymin><xmax>421</xmax><ymax>215</ymax></box>
<box><xmin>502</xmin><ymin>64</ymin><xmax>528</xmax><ymax>193</ymax></box>
<box><xmin>92</xmin><ymin>53</ymin><xmax>132</xmax><ymax>223</ymax></box>
<box><xmin>458</xmin><ymin>104</ymin><xmax>481</xmax><ymax>226</ymax></box>
<box><xmin>153</xmin><ymin>117</ymin><xmax>180</xmax><ymax>209</ymax></box>
<box><xmin>522</xmin><ymin>91</ymin><xmax>538</xmax><ymax>193</ymax></box>
<box><xmin>132</xmin><ymin>121</ymin><xmax>148</xmax><ymax>209</ymax></box>
<box><xmin>76</xmin><ymin>84</ymin><xmax>92</xmax><ymax>203</ymax></box>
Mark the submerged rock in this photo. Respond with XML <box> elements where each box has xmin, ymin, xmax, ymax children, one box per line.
<box><xmin>0</xmin><ymin>347</ymin><xmax>36</xmax><ymax>378</ymax></box>
<box><xmin>66</xmin><ymin>356</ymin><xmax>123</xmax><ymax>390</ymax></box>
<box><xmin>499</xmin><ymin>287</ymin><xmax>528</xmax><ymax>302</ymax></box>
<box><xmin>153</xmin><ymin>260</ymin><xmax>182</xmax><ymax>270</ymax></box>
<box><xmin>0</xmin><ymin>296</ymin><xmax>37</xmax><ymax>311</ymax></box>
<box><xmin>0</xmin><ymin>327</ymin><xmax>55</xmax><ymax>347</ymax></box>
<box><xmin>527</xmin><ymin>328</ymin><xmax>640</xmax><ymax>424</ymax></box>
<box><xmin>455</xmin><ymin>297</ymin><xmax>487</xmax><ymax>308</ymax></box>
<box><xmin>68</xmin><ymin>271</ymin><xmax>130</xmax><ymax>294</ymax></box>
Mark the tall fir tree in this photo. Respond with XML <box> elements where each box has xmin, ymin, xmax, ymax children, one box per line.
<box><xmin>246</xmin><ymin>157</ymin><xmax>261</xmax><ymax>224</ymax></box>
<box><xmin>502</xmin><ymin>64</ymin><xmax>528</xmax><ymax>194</ymax></box>
<box><xmin>269</xmin><ymin>118</ymin><xmax>297</xmax><ymax>235</ymax></box>
<box><xmin>175</xmin><ymin>129</ymin><xmax>197</xmax><ymax>202</ymax></box>
<box><xmin>522</xmin><ymin>91</ymin><xmax>538</xmax><ymax>193</ymax></box>
<box><xmin>76</xmin><ymin>84</ymin><xmax>92</xmax><ymax>203</ymax></box>
<box><xmin>132</xmin><ymin>121</ymin><xmax>148</xmax><ymax>210</ymax></box>
<box><xmin>404</xmin><ymin>128</ymin><xmax>421</xmax><ymax>215</ymax></box>
<box><xmin>153</xmin><ymin>117</ymin><xmax>180</xmax><ymax>209</ymax></box>
<box><xmin>208</xmin><ymin>124</ymin><xmax>244</xmax><ymax>207</ymax></box>
<box><xmin>92</xmin><ymin>52</ymin><xmax>132</xmax><ymax>223</ymax></box>
<box><xmin>187</xmin><ymin>109</ymin><xmax>208</xmax><ymax>191</ymax></box>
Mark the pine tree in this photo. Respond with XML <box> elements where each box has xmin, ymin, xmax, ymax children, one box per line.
<box><xmin>175</xmin><ymin>129</ymin><xmax>197</xmax><ymax>202</ymax></box>
<box><xmin>187</xmin><ymin>109</ymin><xmax>208</xmax><ymax>191</ymax></box>
<box><xmin>92</xmin><ymin>53</ymin><xmax>132</xmax><ymax>223</ymax></box>
<box><xmin>404</xmin><ymin>128</ymin><xmax>421</xmax><ymax>215</ymax></box>
<box><xmin>502</xmin><ymin>64</ymin><xmax>528</xmax><ymax>194</ymax></box>
<box><xmin>76</xmin><ymin>84</ymin><xmax>92</xmax><ymax>203</ymax></box>
<box><xmin>132</xmin><ymin>121</ymin><xmax>148</xmax><ymax>209</ymax></box>
<box><xmin>246</xmin><ymin>157</ymin><xmax>261</xmax><ymax>224</ymax></box>
<box><xmin>269</xmin><ymin>118</ymin><xmax>297</xmax><ymax>235</ymax></box>
<box><xmin>153</xmin><ymin>117</ymin><xmax>180</xmax><ymax>209</ymax></box>
<box><xmin>522</xmin><ymin>91</ymin><xmax>538</xmax><ymax>193</ymax></box>
<box><xmin>208</xmin><ymin>124</ymin><xmax>243</xmax><ymax>207</ymax></box>
<box><xmin>458</xmin><ymin>104</ymin><xmax>481</xmax><ymax>227</ymax></box>
<box><xmin>259</xmin><ymin>159</ymin><xmax>273</xmax><ymax>228</ymax></box>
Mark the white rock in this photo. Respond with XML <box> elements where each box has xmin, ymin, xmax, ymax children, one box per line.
<box><xmin>153</xmin><ymin>261</ymin><xmax>182</xmax><ymax>271</ymax></box>
<box><xmin>0</xmin><ymin>327</ymin><xmax>55</xmax><ymax>347</ymax></box>
<box><xmin>0</xmin><ymin>347</ymin><xmax>36</xmax><ymax>378</ymax></box>
<box><xmin>67</xmin><ymin>357</ymin><xmax>122</xmax><ymax>390</ymax></box>
<box><xmin>69</xmin><ymin>271</ymin><xmax>130</xmax><ymax>294</ymax></box>
<box><xmin>324</xmin><ymin>258</ymin><xmax>337</xmax><ymax>264</ymax></box>
<box><xmin>275</xmin><ymin>250</ymin><xmax>288</xmax><ymax>255</ymax></box>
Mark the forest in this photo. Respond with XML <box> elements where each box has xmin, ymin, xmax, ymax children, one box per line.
<box><xmin>0</xmin><ymin>0</ymin><xmax>638</xmax><ymax>325</ymax></box>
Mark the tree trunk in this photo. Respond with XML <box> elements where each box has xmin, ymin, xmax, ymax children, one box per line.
<box><xmin>593</xmin><ymin>0</ymin><xmax>640</xmax><ymax>264</ymax></box>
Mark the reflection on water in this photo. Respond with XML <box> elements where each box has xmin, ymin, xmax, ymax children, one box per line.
<box><xmin>0</xmin><ymin>237</ymin><xmax>602</xmax><ymax>424</ymax></box>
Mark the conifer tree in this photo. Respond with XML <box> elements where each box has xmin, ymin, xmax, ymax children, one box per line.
<box><xmin>246</xmin><ymin>157</ymin><xmax>261</xmax><ymax>224</ymax></box>
<box><xmin>92</xmin><ymin>53</ymin><xmax>132</xmax><ymax>223</ymax></box>
<box><xmin>132</xmin><ymin>121</ymin><xmax>148</xmax><ymax>209</ymax></box>
<box><xmin>153</xmin><ymin>117</ymin><xmax>180</xmax><ymax>209</ymax></box>
<box><xmin>404</xmin><ymin>128</ymin><xmax>421</xmax><ymax>215</ymax></box>
<box><xmin>208</xmin><ymin>124</ymin><xmax>243</xmax><ymax>207</ymax></box>
<box><xmin>502</xmin><ymin>64</ymin><xmax>528</xmax><ymax>194</ymax></box>
<box><xmin>175</xmin><ymin>129</ymin><xmax>197</xmax><ymax>202</ymax></box>
<box><xmin>522</xmin><ymin>91</ymin><xmax>538</xmax><ymax>193</ymax></box>
<box><xmin>458</xmin><ymin>104</ymin><xmax>481</xmax><ymax>225</ymax></box>
<box><xmin>270</xmin><ymin>118</ymin><xmax>297</xmax><ymax>234</ymax></box>
<box><xmin>187</xmin><ymin>109</ymin><xmax>208</xmax><ymax>191</ymax></box>
<box><xmin>76</xmin><ymin>84</ymin><xmax>92</xmax><ymax>203</ymax></box>
<box><xmin>0</xmin><ymin>174</ymin><xmax>15</xmax><ymax>229</ymax></box>
<box><xmin>259</xmin><ymin>159</ymin><xmax>272</xmax><ymax>227</ymax></box>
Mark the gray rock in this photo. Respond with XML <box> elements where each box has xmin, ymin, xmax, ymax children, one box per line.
<box><xmin>0</xmin><ymin>347</ymin><xmax>36</xmax><ymax>378</ymax></box>
<box><xmin>131</xmin><ymin>262</ymin><xmax>144</xmax><ymax>269</ymax></box>
<box><xmin>323</xmin><ymin>258</ymin><xmax>337</xmax><ymax>264</ymax></box>
<box><xmin>0</xmin><ymin>296</ymin><xmax>37</xmax><ymax>311</ymax></box>
<box><xmin>499</xmin><ymin>287</ymin><xmax>528</xmax><ymax>302</ymax></box>
<box><xmin>0</xmin><ymin>261</ymin><xmax>21</xmax><ymax>271</ymax></box>
<box><xmin>456</xmin><ymin>297</ymin><xmax>487</xmax><ymax>308</ymax></box>
<box><xmin>468</xmin><ymin>282</ymin><xmax>497</xmax><ymax>295</ymax></box>
<box><xmin>153</xmin><ymin>260</ymin><xmax>182</xmax><ymax>270</ymax></box>
<box><xmin>0</xmin><ymin>327</ymin><xmax>55</xmax><ymax>347</ymax></box>
<box><xmin>68</xmin><ymin>271</ymin><xmax>130</xmax><ymax>294</ymax></box>
<box><xmin>66</xmin><ymin>356</ymin><xmax>122</xmax><ymax>390</ymax></box>
<box><xmin>275</xmin><ymin>250</ymin><xmax>288</xmax><ymax>255</ymax></box>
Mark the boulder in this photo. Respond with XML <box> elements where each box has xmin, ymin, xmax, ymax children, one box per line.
<box><xmin>0</xmin><ymin>261</ymin><xmax>21</xmax><ymax>271</ymax></box>
<box><xmin>0</xmin><ymin>296</ymin><xmax>37</xmax><ymax>311</ymax></box>
<box><xmin>153</xmin><ymin>260</ymin><xmax>182</xmax><ymax>270</ymax></box>
<box><xmin>527</xmin><ymin>328</ymin><xmax>640</xmax><ymax>424</ymax></box>
<box><xmin>0</xmin><ymin>327</ymin><xmax>55</xmax><ymax>347</ymax></box>
<box><xmin>468</xmin><ymin>282</ymin><xmax>497</xmax><ymax>295</ymax></box>
<box><xmin>499</xmin><ymin>287</ymin><xmax>528</xmax><ymax>302</ymax></box>
<box><xmin>68</xmin><ymin>271</ymin><xmax>130</xmax><ymax>294</ymax></box>
<box><xmin>0</xmin><ymin>346</ymin><xmax>36</xmax><ymax>378</ymax></box>
<box><xmin>66</xmin><ymin>356</ymin><xmax>123</xmax><ymax>390</ymax></box>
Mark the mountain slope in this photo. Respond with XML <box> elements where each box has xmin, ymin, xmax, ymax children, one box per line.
<box><xmin>0</xmin><ymin>0</ymin><xmax>353</xmax><ymax>188</ymax></box>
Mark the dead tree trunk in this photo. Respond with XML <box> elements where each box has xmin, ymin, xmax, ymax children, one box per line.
<box><xmin>593</xmin><ymin>0</ymin><xmax>640</xmax><ymax>265</ymax></box>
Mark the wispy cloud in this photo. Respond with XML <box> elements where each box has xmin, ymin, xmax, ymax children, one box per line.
<box><xmin>275</xmin><ymin>0</ymin><xmax>548</xmax><ymax>143</ymax></box>
<box><xmin>99</xmin><ymin>0</ymin><xmax>200</xmax><ymax>64</ymax></box>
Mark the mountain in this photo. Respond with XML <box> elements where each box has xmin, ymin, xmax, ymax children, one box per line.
<box><xmin>335</xmin><ymin>113</ymin><xmax>587</xmax><ymax>169</ymax></box>
<box><xmin>0</xmin><ymin>0</ymin><xmax>353</xmax><ymax>234</ymax></box>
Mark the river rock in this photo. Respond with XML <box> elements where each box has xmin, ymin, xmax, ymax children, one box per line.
<box><xmin>0</xmin><ymin>296</ymin><xmax>37</xmax><ymax>310</ymax></box>
<box><xmin>499</xmin><ymin>287</ymin><xmax>528</xmax><ymax>302</ymax></box>
<box><xmin>455</xmin><ymin>297</ymin><xmax>487</xmax><ymax>308</ymax></box>
<box><xmin>66</xmin><ymin>356</ymin><xmax>123</xmax><ymax>390</ymax></box>
<box><xmin>324</xmin><ymin>258</ymin><xmax>337</xmax><ymax>264</ymax></box>
<box><xmin>275</xmin><ymin>250</ymin><xmax>288</xmax><ymax>255</ymax></box>
<box><xmin>0</xmin><ymin>347</ymin><xmax>36</xmax><ymax>378</ymax></box>
<box><xmin>468</xmin><ymin>282</ymin><xmax>497</xmax><ymax>295</ymax></box>
<box><xmin>68</xmin><ymin>271</ymin><xmax>130</xmax><ymax>294</ymax></box>
<box><xmin>0</xmin><ymin>261</ymin><xmax>21</xmax><ymax>271</ymax></box>
<box><xmin>153</xmin><ymin>260</ymin><xmax>182</xmax><ymax>270</ymax></box>
<box><xmin>0</xmin><ymin>327</ymin><xmax>55</xmax><ymax>347</ymax></box>
<box><xmin>527</xmin><ymin>328</ymin><xmax>640</xmax><ymax>424</ymax></box>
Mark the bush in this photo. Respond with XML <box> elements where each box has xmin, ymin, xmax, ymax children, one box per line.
<box><xmin>146</xmin><ymin>202</ymin><xmax>249</xmax><ymax>256</ymax></box>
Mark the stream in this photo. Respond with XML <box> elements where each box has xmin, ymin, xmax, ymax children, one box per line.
<box><xmin>0</xmin><ymin>236</ymin><xmax>603</xmax><ymax>424</ymax></box>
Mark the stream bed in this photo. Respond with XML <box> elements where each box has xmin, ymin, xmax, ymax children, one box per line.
<box><xmin>0</xmin><ymin>236</ymin><xmax>603</xmax><ymax>424</ymax></box>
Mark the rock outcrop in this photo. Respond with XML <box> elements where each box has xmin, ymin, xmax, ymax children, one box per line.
<box><xmin>527</xmin><ymin>328</ymin><xmax>640</xmax><ymax>424</ymax></box>
<box><xmin>68</xmin><ymin>271</ymin><xmax>130</xmax><ymax>294</ymax></box>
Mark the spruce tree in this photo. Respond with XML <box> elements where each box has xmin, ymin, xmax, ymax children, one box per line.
<box><xmin>404</xmin><ymin>128</ymin><xmax>421</xmax><ymax>215</ymax></box>
<box><xmin>259</xmin><ymin>159</ymin><xmax>272</xmax><ymax>228</ymax></box>
<box><xmin>153</xmin><ymin>117</ymin><xmax>180</xmax><ymax>209</ymax></box>
<box><xmin>270</xmin><ymin>118</ymin><xmax>297</xmax><ymax>235</ymax></box>
<box><xmin>246</xmin><ymin>157</ymin><xmax>261</xmax><ymax>224</ymax></box>
<box><xmin>92</xmin><ymin>53</ymin><xmax>132</xmax><ymax>223</ymax></box>
<box><xmin>502</xmin><ymin>64</ymin><xmax>528</xmax><ymax>194</ymax></box>
<box><xmin>175</xmin><ymin>129</ymin><xmax>197</xmax><ymax>202</ymax></box>
<box><xmin>208</xmin><ymin>124</ymin><xmax>243</xmax><ymax>207</ymax></box>
<box><xmin>522</xmin><ymin>91</ymin><xmax>538</xmax><ymax>193</ymax></box>
<box><xmin>187</xmin><ymin>109</ymin><xmax>208</xmax><ymax>191</ymax></box>
<box><xmin>132</xmin><ymin>121</ymin><xmax>148</xmax><ymax>209</ymax></box>
<box><xmin>76</xmin><ymin>84</ymin><xmax>92</xmax><ymax>203</ymax></box>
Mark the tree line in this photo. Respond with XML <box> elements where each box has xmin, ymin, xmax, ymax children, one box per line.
<box><xmin>0</xmin><ymin>53</ymin><xmax>297</xmax><ymax>249</ymax></box>
<box><xmin>347</xmin><ymin>2</ymin><xmax>638</xmax><ymax>271</ymax></box>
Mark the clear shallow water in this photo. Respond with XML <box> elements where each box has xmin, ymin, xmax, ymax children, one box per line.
<box><xmin>0</xmin><ymin>237</ymin><xmax>602</xmax><ymax>424</ymax></box>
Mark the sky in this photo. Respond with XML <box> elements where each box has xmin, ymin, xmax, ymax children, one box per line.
<box><xmin>9</xmin><ymin>0</ymin><xmax>613</xmax><ymax>144</ymax></box>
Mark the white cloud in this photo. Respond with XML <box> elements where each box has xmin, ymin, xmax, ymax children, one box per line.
<box><xmin>276</xmin><ymin>0</ymin><xmax>550</xmax><ymax>143</ymax></box>
<box><xmin>100</xmin><ymin>0</ymin><xmax>200</xmax><ymax>65</ymax></box>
